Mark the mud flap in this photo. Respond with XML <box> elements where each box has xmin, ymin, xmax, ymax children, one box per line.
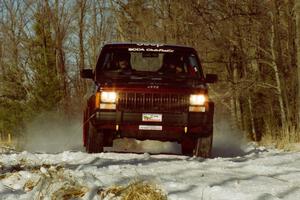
<box><xmin>193</xmin><ymin>135</ymin><xmax>213</xmax><ymax>158</ymax></box>
<box><xmin>87</xmin><ymin>122</ymin><xmax>104</xmax><ymax>153</ymax></box>
<box><xmin>83</xmin><ymin>109</ymin><xmax>88</xmax><ymax>147</ymax></box>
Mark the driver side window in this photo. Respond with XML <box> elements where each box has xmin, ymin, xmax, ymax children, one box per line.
<box><xmin>103</xmin><ymin>53</ymin><xmax>112</xmax><ymax>70</ymax></box>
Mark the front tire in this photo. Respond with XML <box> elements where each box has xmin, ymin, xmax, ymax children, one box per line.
<box><xmin>86</xmin><ymin>122</ymin><xmax>104</xmax><ymax>153</ymax></box>
<box><xmin>181</xmin><ymin>138</ymin><xmax>194</xmax><ymax>156</ymax></box>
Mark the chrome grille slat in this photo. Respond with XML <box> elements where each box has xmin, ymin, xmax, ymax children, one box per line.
<box><xmin>118</xmin><ymin>92</ymin><xmax>188</xmax><ymax>112</ymax></box>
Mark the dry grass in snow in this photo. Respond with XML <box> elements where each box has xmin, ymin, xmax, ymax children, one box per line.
<box><xmin>1</xmin><ymin>160</ymin><xmax>167</xmax><ymax>200</ymax></box>
<box><xmin>100</xmin><ymin>180</ymin><xmax>167</xmax><ymax>200</ymax></box>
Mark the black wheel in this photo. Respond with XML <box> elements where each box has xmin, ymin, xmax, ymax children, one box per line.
<box><xmin>181</xmin><ymin>138</ymin><xmax>194</xmax><ymax>156</ymax></box>
<box><xmin>86</xmin><ymin>122</ymin><xmax>104</xmax><ymax>153</ymax></box>
<box><xmin>193</xmin><ymin>135</ymin><xmax>213</xmax><ymax>158</ymax></box>
<box><xmin>103</xmin><ymin>129</ymin><xmax>114</xmax><ymax>147</ymax></box>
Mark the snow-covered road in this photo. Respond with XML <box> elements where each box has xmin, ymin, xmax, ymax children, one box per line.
<box><xmin>1</xmin><ymin>143</ymin><xmax>300</xmax><ymax>200</ymax></box>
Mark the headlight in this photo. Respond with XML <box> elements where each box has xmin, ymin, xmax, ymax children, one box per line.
<box><xmin>101</xmin><ymin>91</ymin><xmax>117</xmax><ymax>103</ymax></box>
<box><xmin>189</xmin><ymin>94</ymin><xmax>206</xmax><ymax>105</ymax></box>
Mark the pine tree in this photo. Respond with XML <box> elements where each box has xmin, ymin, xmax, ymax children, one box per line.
<box><xmin>28</xmin><ymin>3</ymin><xmax>62</xmax><ymax>115</ymax></box>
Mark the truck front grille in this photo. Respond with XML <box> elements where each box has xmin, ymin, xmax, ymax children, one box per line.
<box><xmin>118</xmin><ymin>92</ymin><xmax>189</xmax><ymax>112</ymax></box>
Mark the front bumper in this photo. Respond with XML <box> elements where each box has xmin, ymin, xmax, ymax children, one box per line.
<box><xmin>91</xmin><ymin>105</ymin><xmax>214</xmax><ymax>142</ymax></box>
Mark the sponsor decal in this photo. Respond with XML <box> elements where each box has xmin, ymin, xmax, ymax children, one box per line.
<box><xmin>139</xmin><ymin>125</ymin><xmax>162</xmax><ymax>130</ymax></box>
<box><xmin>146</xmin><ymin>48</ymin><xmax>174</xmax><ymax>52</ymax></box>
<box><xmin>147</xmin><ymin>85</ymin><xmax>159</xmax><ymax>89</ymax></box>
<box><xmin>128</xmin><ymin>47</ymin><xmax>174</xmax><ymax>53</ymax></box>
<box><xmin>137</xmin><ymin>43</ymin><xmax>163</xmax><ymax>47</ymax></box>
<box><xmin>142</xmin><ymin>113</ymin><xmax>162</xmax><ymax>122</ymax></box>
<box><xmin>128</xmin><ymin>48</ymin><xmax>145</xmax><ymax>52</ymax></box>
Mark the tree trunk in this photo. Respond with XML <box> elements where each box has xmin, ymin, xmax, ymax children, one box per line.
<box><xmin>54</xmin><ymin>0</ymin><xmax>69</xmax><ymax>115</ymax></box>
<box><xmin>78</xmin><ymin>0</ymin><xmax>87</xmax><ymax>99</ymax></box>
<box><xmin>79</xmin><ymin>0</ymin><xmax>86</xmax><ymax>72</ymax></box>
<box><xmin>247</xmin><ymin>45</ymin><xmax>258</xmax><ymax>140</ymax></box>
<box><xmin>247</xmin><ymin>96</ymin><xmax>256</xmax><ymax>137</ymax></box>
<box><xmin>270</xmin><ymin>12</ymin><xmax>287</xmax><ymax>134</ymax></box>
<box><xmin>230</xmin><ymin>62</ymin><xmax>243</xmax><ymax>130</ymax></box>
<box><xmin>285</xmin><ymin>0</ymin><xmax>298</xmax><ymax>128</ymax></box>
<box><xmin>92</xmin><ymin>1</ymin><xmax>98</xmax><ymax>67</ymax></box>
<box><xmin>296</xmin><ymin>0</ymin><xmax>300</xmax><ymax>127</ymax></box>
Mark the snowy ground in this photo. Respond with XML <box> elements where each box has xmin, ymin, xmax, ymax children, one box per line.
<box><xmin>1</xmin><ymin>117</ymin><xmax>300</xmax><ymax>199</ymax></box>
<box><xmin>1</xmin><ymin>141</ymin><xmax>300</xmax><ymax>200</ymax></box>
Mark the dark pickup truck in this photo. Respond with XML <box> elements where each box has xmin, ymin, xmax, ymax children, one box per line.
<box><xmin>81</xmin><ymin>43</ymin><xmax>217</xmax><ymax>157</ymax></box>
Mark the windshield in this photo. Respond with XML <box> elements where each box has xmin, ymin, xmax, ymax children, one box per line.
<box><xmin>96</xmin><ymin>49</ymin><xmax>203</xmax><ymax>78</ymax></box>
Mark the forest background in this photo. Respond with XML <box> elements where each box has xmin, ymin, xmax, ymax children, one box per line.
<box><xmin>1</xmin><ymin>0</ymin><xmax>300</xmax><ymax>148</ymax></box>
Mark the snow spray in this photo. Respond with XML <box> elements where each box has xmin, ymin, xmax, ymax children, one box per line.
<box><xmin>22</xmin><ymin>112</ymin><xmax>83</xmax><ymax>153</ymax></box>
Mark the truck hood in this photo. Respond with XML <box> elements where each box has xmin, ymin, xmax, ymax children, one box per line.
<box><xmin>97</xmin><ymin>71</ymin><xmax>208</xmax><ymax>90</ymax></box>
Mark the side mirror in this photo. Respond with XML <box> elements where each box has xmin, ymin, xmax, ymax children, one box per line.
<box><xmin>205</xmin><ymin>74</ymin><xmax>218</xmax><ymax>83</ymax></box>
<box><xmin>80</xmin><ymin>69</ymin><xmax>94</xmax><ymax>79</ymax></box>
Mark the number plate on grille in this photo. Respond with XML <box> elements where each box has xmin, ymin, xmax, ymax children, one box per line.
<box><xmin>142</xmin><ymin>113</ymin><xmax>162</xmax><ymax>122</ymax></box>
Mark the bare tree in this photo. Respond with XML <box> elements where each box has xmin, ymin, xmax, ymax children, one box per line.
<box><xmin>296</xmin><ymin>0</ymin><xmax>300</xmax><ymax>127</ymax></box>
